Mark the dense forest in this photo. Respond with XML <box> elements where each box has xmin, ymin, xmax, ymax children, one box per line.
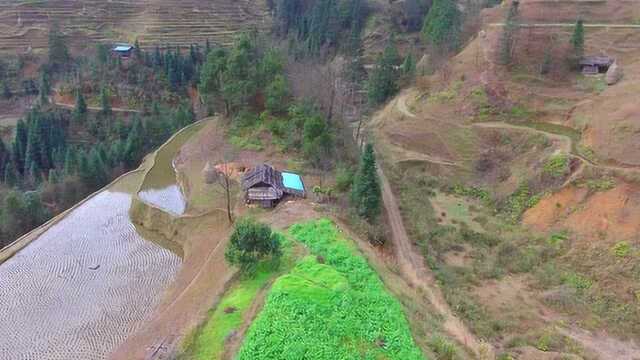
<box><xmin>0</xmin><ymin>29</ymin><xmax>199</xmax><ymax>247</ymax></box>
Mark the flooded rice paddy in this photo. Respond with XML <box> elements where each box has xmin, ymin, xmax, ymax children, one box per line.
<box><xmin>138</xmin><ymin>182</ymin><xmax>186</xmax><ymax>216</ymax></box>
<box><xmin>0</xmin><ymin>188</ymin><xmax>181</xmax><ymax>359</ymax></box>
<box><xmin>138</xmin><ymin>123</ymin><xmax>203</xmax><ymax>216</ymax></box>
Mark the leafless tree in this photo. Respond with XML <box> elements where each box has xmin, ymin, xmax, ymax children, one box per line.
<box><xmin>208</xmin><ymin>148</ymin><xmax>236</xmax><ymax>224</ymax></box>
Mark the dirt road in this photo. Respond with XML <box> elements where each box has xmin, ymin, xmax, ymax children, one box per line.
<box><xmin>376</xmin><ymin>165</ymin><xmax>492</xmax><ymax>358</ymax></box>
<box><xmin>489</xmin><ymin>23</ymin><xmax>640</xmax><ymax>29</ymax></box>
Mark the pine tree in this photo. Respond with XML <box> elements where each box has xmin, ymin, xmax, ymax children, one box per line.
<box><xmin>24</xmin><ymin>118</ymin><xmax>42</xmax><ymax>174</ymax></box>
<box><xmin>570</xmin><ymin>19</ymin><xmax>585</xmax><ymax>64</ymax></box>
<box><xmin>3</xmin><ymin>161</ymin><xmax>17</xmax><ymax>186</ymax></box>
<box><xmin>401</xmin><ymin>54</ymin><xmax>416</xmax><ymax>77</ymax></box>
<box><xmin>28</xmin><ymin>160</ymin><xmax>41</xmax><ymax>186</ymax></box>
<box><xmin>124</xmin><ymin>117</ymin><xmax>145</xmax><ymax>167</ymax></box>
<box><xmin>498</xmin><ymin>1</ymin><xmax>520</xmax><ymax>65</ymax></box>
<box><xmin>134</xmin><ymin>39</ymin><xmax>142</xmax><ymax>60</ymax></box>
<box><xmin>367</xmin><ymin>40</ymin><xmax>399</xmax><ymax>105</ymax></box>
<box><xmin>38</xmin><ymin>71</ymin><xmax>50</xmax><ymax>105</ymax></box>
<box><xmin>14</xmin><ymin>120</ymin><xmax>28</xmax><ymax>169</ymax></box>
<box><xmin>153</xmin><ymin>45</ymin><xmax>162</xmax><ymax>67</ymax></box>
<box><xmin>63</xmin><ymin>147</ymin><xmax>78</xmax><ymax>177</ymax></box>
<box><xmin>48</xmin><ymin>23</ymin><xmax>70</xmax><ymax>70</ymax></box>
<box><xmin>89</xmin><ymin>148</ymin><xmax>108</xmax><ymax>187</ymax></box>
<box><xmin>99</xmin><ymin>87</ymin><xmax>112</xmax><ymax>118</ymax></box>
<box><xmin>0</xmin><ymin>137</ymin><xmax>6</xmax><ymax>176</ymax></box>
<box><xmin>2</xmin><ymin>81</ymin><xmax>11</xmax><ymax>99</ymax></box>
<box><xmin>422</xmin><ymin>0</ymin><xmax>462</xmax><ymax>51</ymax></box>
<box><xmin>73</xmin><ymin>89</ymin><xmax>88</xmax><ymax>124</ymax></box>
<box><xmin>351</xmin><ymin>143</ymin><xmax>381</xmax><ymax>222</ymax></box>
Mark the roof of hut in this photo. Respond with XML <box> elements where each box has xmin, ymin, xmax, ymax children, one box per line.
<box><xmin>579</xmin><ymin>56</ymin><xmax>614</xmax><ymax>67</ymax></box>
<box><xmin>241</xmin><ymin>164</ymin><xmax>285</xmax><ymax>192</ymax></box>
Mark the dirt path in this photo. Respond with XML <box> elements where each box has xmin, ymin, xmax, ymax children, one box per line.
<box><xmin>551</xmin><ymin>323</ymin><xmax>640</xmax><ymax>360</ymax></box>
<box><xmin>396</xmin><ymin>93</ymin><xmax>417</xmax><ymax>119</ymax></box>
<box><xmin>376</xmin><ymin>165</ymin><xmax>492</xmax><ymax>358</ymax></box>
<box><xmin>489</xmin><ymin>23</ymin><xmax>640</xmax><ymax>29</ymax></box>
<box><xmin>52</xmin><ymin>98</ymin><xmax>141</xmax><ymax>113</ymax></box>
<box><xmin>221</xmin><ymin>282</ymin><xmax>272</xmax><ymax>360</ymax></box>
<box><xmin>471</xmin><ymin>121</ymin><xmax>640</xmax><ymax>174</ymax></box>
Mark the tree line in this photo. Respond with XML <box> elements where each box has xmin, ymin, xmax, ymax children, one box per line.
<box><xmin>0</xmin><ymin>102</ymin><xmax>195</xmax><ymax>248</ymax></box>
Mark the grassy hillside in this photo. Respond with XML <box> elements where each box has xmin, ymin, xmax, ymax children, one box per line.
<box><xmin>370</xmin><ymin>0</ymin><xmax>640</xmax><ymax>358</ymax></box>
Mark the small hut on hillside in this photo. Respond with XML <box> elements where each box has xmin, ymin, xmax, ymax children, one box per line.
<box><xmin>241</xmin><ymin>164</ymin><xmax>305</xmax><ymax>208</ymax></box>
<box><xmin>112</xmin><ymin>44</ymin><xmax>133</xmax><ymax>58</ymax></box>
<box><xmin>579</xmin><ymin>56</ymin><xmax>614</xmax><ymax>75</ymax></box>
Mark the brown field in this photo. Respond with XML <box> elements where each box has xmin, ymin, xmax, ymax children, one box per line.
<box><xmin>0</xmin><ymin>0</ymin><xmax>270</xmax><ymax>53</ymax></box>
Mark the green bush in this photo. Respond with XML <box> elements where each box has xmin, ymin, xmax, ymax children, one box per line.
<box><xmin>562</xmin><ymin>272</ymin><xmax>592</xmax><ymax>291</ymax></box>
<box><xmin>543</xmin><ymin>154</ymin><xmax>569</xmax><ymax>178</ymax></box>
<box><xmin>582</xmin><ymin>178</ymin><xmax>615</xmax><ymax>192</ymax></box>
<box><xmin>237</xmin><ymin>219</ymin><xmax>424</xmax><ymax>359</ymax></box>
<box><xmin>611</xmin><ymin>241</ymin><xmax>631</xmax><ymax>257</ymax></box>
<box><xmin>225</xmin><ymin>218</ymin><xmax>282</xmax><ymax>275</ymax></box>
<box><xmin>334</xmin><ymin>164</ymin><xmax>354</xmax><ymax>192</ymax></box>
<box><xmin>429</xmin><ymin>335</ymin><xmax>457</xmax><ymax>360</ymax></box>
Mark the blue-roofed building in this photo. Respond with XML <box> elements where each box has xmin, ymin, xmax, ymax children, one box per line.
<box><xmin>241</xmin><ymin>164</ymin><xmax>306</xmax><ymax>208</ymax></box>
<box><xmin>112</xmin><ymin>43</ymin><xmax>133</xmax><ymax>58</ymax></box>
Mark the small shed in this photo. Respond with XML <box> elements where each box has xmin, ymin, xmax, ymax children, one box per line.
<box><xmin>241</xmin><ymin>164</ymin><xmax>305</xmax><ymax>208</ymax></box>
<box><xmin>112</xmin><ymin>44</ymin><xmax>133</xmax><ymax>58</ymax></box>
<box><xmin>579</xmin><ymin>56</ymin><xmax>614</xmax><ymax>75</ymax></box>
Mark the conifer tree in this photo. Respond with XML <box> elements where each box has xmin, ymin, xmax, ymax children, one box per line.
<box><xmin>48</xmin><ymin>23</ymin><xmax>70</xmax><ymax>70</ymax></box>
<box><xmin>63</xmin><ymin>147</ymin><xmax>78</xmax><ymax>177</ymax></box>
<box><xmin>0</xmin><ymin>137</ymin><xmax>6</xmax><ymax>176</ymax></box>
<box><xmin>498</xmin><ymin>1</ymin><xmax>520</xmax><ymax>65</ymax></box>
<box><xmin>570</xmin><ymin>19</ymin><xmax>585</xmax><ymax>65</ymax></box>
<box><xmin>3</xmin><ymin>161</ymin><xmax>17</xmax><ymax>187</ymax></box>
<box><xmin>422</xmin><ymin>0</ymin><xmax>462</xmax><ymax>51</ymax></box>
<box><xmin>367</xmin><ymin>40</ymin><xmax>400</xmax><ymax>105</ymax></box>
<box><xmin>99</xmin><ymin>86</ymin><xmax>112</xmax><ymax>118</ymax></box>
<box><xmin>28</xmin><ymin>160</ymin><xmax>41</xmax><ymax>186</ymax></box>
<box><xmin>24</xmin><ymin>118</ymin><xmax>42</xmax><ymax>173</ymax></box>
<box><xmin>351</xmin><ymin>143</ymin><xmax>381</xmax><ymax>222</ymax></box>
<box><xmin>2</xmin><ymin>81</ymin><xmax>11</xmax><ymax>99</ymax></box>
<box><xmin>401</xmin><ymin>54</ymin><xmax>416</xmax><ymax>77</ymax></box>
<box><xmin>73</xmin><ymin>89</ymin><xmax>88</xmax><ymax>124</ymax></box>
<box><xmin>38</xmin><ymin>71</ymin><xmax>50</xmax><ymax>105</ymax></box>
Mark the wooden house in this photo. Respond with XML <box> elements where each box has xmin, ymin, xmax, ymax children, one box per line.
<box><xmin>241</xmin><ymin>164</ymin><xmax>305</xmax><ymax>208</ymax></box>
<box><xmin>579</xmin><ymin>56</ymin><xmax>614</xmax><ymax>75</ymax></box>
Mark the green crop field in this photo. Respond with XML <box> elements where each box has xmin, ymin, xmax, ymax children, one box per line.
<box><xmin>237</xmin><ymin>219</ymin><xmax>425</xmax><ymax>360</ymax></box>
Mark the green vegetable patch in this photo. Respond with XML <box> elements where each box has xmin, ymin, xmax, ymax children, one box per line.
<box><xmin>238</xmin><ymin>219</ymin><xmax>424</xmax><ymax>360</ymax></box>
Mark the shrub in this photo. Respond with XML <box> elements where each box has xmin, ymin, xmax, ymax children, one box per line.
<box><xmin>429</xmin><ymin>335</ymin><xmax>457</xmax><ymax>360</ymax></box>
<box><xmin>334</xmin><ymin>164</ymin><xmax>354</xmax><ymax>192</ymax></box>
<box><xmin>562</xmin><ymin>272</ymin><xmax>592</xmax><ymax>291</ymax></box>
<box><xmin>224</xmin><ymin>218</ymin><xmax>282</xmax><ymax>275</ymax></box>
<box><xmin>582</xmin><ymin>178</ymin><xmax>615</xmax><ymax>192</ymax></box>
<box><xmin>611</xmin><ymin>241</ymin><xmax>631</xmax><ymax>257</ymax></box>
<box><xmin>543</xmin><ymin>154</ymin><xmax>569</xmax><ymax>178</ymax></box>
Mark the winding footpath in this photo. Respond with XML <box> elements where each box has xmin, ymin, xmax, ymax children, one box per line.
<box><xmin>387</xmin><ymin>91</ymin><xmax>640</xmax><ymax>358</ymax></box>
<box><xmin>376</xmin><ymin>165</ymin><xmax>492</xmax><ymax>358</ymax></box>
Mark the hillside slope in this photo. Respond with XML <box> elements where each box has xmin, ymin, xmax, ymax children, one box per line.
<box><xmin>371</xmin><ymin>0</ymin><xmax>640</xmax><ymax>358</ymax></box>
<box><xmin>0</xmin><ymin>0</ymin><xmax>270</xmax><ymax>53</ymax></box>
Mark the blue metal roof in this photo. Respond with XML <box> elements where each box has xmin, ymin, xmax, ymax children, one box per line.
<box><xmin>281</xmin><ymin>172</ymin><xmax>304</xmax><ymax>192</ymax></box>
<box><xmin>113</xmin><ymin>45</ymin><xmax>133</xmax><ymax>52</ymax></box>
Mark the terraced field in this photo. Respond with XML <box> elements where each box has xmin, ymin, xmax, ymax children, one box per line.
<box><xmin>0</xmin><ymin>187</ymin><xmax>181</xmax><ymax>359</ymax></box>
<box><xmin>0</xmin><ymin>0</ymin><xmax>270</xmax><ymax>53</ymax></box>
